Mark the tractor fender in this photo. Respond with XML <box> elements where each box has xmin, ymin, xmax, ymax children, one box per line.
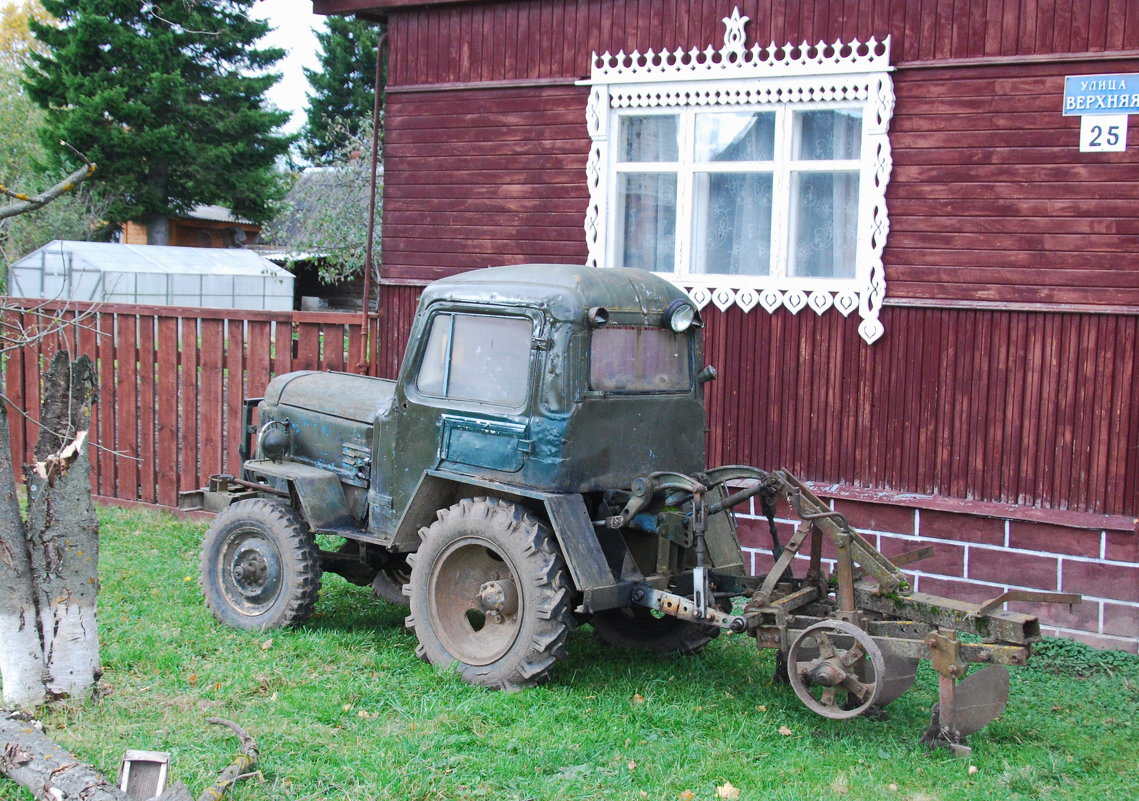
<box><xmin>243</xmin><ymin>458</ymin><xmax>361</xmax><ymax>532</ymax></box>
<box><xmin>389</xmin><ymin>470</ymin><xmax>631</xmax><ymax>612</ymax></box>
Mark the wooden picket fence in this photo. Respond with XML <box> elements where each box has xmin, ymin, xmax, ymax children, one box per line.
<box><xmin>2</xmin><ymin>298</ymin><xmax>379</xmax><ymax>508</ymax></box>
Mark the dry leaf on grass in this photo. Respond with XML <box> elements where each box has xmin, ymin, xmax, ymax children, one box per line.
<box><xmin>778</xmin><ymin>725</ymin><xmax>793</xmax><ymax>736</ymax></box>
<box><xmin>716</xmin><ymin>781</ymin><xmax>741</xmax><ymax>799</ymax></box>
<box><xmin>633</xmin><ymin>693</ymin><xmax>646</xmax><ymax>704</ymax></box>
<box><xmin>679</xmin><ymin>790</ymin><xmax>695</xmax><ymax>801</ymax></box>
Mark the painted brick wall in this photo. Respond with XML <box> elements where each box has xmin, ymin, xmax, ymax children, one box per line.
<box><xmin>734</xmin><ymin>492</ymin><xmax>1139</xmax><ymax>653</ymax></box>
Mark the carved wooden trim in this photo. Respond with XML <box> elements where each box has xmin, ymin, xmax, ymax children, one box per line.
<box><xmin>580</xmin><ymin>6</ymin><xmax>895</xmax><ymax>344</ymax></box>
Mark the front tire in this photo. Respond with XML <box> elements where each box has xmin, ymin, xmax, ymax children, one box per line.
<box><xmin>405</xmin><ymin>497</ymin><xmax>575</xmax><ymax>690</ymax></box>
<box><xmin>200</xmin><ymin>499</ymin><xmax>322</xmax><ymax>630</ymax></box>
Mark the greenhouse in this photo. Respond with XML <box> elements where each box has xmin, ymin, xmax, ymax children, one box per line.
<box><xmin>8</xmin><ymin>240</ymin><xmax>294</xmax><ymax>311</ymax></box>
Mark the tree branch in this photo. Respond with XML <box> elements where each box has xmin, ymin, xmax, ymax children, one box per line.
<box><xmin>198</xmin><ymin>718</ymin><xmax>259</xmax><ymax>801</ymax></box>
<box><xmin>0</xmin><ymin>143</ymin><xmax>96</xmax><ymax>221</ymax></box>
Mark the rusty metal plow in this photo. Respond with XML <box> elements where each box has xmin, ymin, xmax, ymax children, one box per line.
<box><xmin>625</xmin><ymin>467</ymin><xmax>1081</xmax><ymax>752</ymax></box>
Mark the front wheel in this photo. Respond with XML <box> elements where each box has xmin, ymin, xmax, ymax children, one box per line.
<box><xmin>405</xmin><ymin>497</ymin><xmax>575</xmax><ymax>690</ymax></box>
<box><xmin>200</xmin><ymin>499</ymin><xmax>322</xmax><ymax>630</ymax></box>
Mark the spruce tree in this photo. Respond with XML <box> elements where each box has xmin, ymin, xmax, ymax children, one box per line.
<box><xmin>303</xmin><ymin>16</ymin><xmax>384</xmax><ymax>163</ymax></box>
<box><xmin>24</xmin><ymin>0</ymin><xmax>292</xmax><ymax>244</ymax></box>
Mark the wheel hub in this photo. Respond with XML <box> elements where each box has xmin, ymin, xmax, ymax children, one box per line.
<box><xmin>477</xmin><ymin>579</ymin><xmax>519</xmax><ymax>619</ymax></box>
<box><xmin>233</xmin><ymin>552</ymin><xmax>268</xmax><ymax>584</ymax></box>
<box><xmin>807</xmin><ymin>661</ymin><xmax>846</xmax><ymax>687</ymax></box>
<box><xmin>221</xmin><ymin>533</ymin><xmax>283</xmax><ymax>610</ymax></box>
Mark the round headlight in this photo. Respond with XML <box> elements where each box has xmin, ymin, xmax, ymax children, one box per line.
<box><xmin>663</xmin><ymin>298</ymin><xmax>697</xmax><ymax>333</ymax></box>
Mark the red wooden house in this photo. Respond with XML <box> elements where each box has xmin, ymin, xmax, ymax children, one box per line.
<box><xmin>312</xmin><ymin>0</ymin><xmax>1139</xmax><ymax>651</ymax></box>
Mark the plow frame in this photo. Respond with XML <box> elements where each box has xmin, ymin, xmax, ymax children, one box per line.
<box><xmin>621</xmin><ymin>466</ymin><xmax>1080</xmax><ymax>751</ymax></box>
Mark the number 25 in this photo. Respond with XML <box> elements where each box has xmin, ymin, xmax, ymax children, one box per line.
<box><xmin>1089</xmin><ymin>124</ymin><xmax>1122</xmax><ymax>147</ymax></box>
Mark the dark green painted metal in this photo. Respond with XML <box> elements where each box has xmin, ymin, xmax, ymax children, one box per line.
<box><xmin>245</xmin><ymin>459</ymin><xmax>358</xmax><ymax>531</ymax></box>
<box><xmin>246</xmin><ymin>265</ymin><xmax>728</xmax><ymax>598</ymax></box>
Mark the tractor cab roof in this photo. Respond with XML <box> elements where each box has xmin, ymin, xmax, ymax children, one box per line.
<box><xmin>417</xmin><ymin>264</ymin><xmax>692</xmax><ymax>324</ymax></box>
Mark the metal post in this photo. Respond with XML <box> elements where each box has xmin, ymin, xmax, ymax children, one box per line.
<box><xmin>361</xmin><ymin>31</ymin><xmax>388</xmax><ymax>375</ymax></box>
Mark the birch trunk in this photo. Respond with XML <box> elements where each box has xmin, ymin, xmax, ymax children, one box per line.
<box><xmin>0</xmin><ymin>401</ymin><xmax>46</xmax><ymax>708</ymax></box>
<box><xmin>24</xmin><ymin>352</ymin><xmax>101</xmax><ymax>701</ymax></box>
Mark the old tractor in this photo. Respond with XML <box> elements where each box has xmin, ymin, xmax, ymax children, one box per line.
<box><xmin>186</xmin><ymin>264</ymin><xmax>1078</xmax><ymax>752</ymax></box>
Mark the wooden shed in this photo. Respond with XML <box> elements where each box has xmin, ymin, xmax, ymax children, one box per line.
<box><xmin>313</xmin><ymin>0</ymin><xmax>1139</xmax><ymax>651</ymax></box>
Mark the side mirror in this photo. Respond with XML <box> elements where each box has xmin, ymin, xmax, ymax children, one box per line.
<box><xmin>697</xmin><ymin>365</ymin><xmax>718</xmax><ymax>385</ymax></box>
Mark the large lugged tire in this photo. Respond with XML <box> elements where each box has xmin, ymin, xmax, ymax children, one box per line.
<box><xmin>405</xmin><ymin>497</ymin><xmax>575</xmax><ymax>690</ymax></box>
<box><xmin>589</xmin><ymin>605</ymin><xmax>723</xmax><ymax>655</ymax></box>
<box><xmin>200</xmin><ymin>499</ymin><xmax>322</xmax><ymax>630</ymax></box>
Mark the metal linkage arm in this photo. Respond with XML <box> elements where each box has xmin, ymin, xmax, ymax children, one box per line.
<box><xmin>772</xmin><ymin>470</ymin><xmax>909</xmax><ymax>595</ymax></box>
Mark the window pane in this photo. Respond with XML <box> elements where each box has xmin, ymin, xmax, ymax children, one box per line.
<box><xmin>790</xmin><ymin>172</ymin><xmax>859</xmax><ymax>278</ymax></box>
<box><xmin>693</xmin><ymin>172</ymin><xmax>773</xmax><ymax>276</ymax></box>
<box><xmin>618</xmin><ymin>173</ymin><xmax>677</xmax><ymax>272</ymax></box>
<box><xmin>795</xmin><ymin>110</ymin><xmax>862</xmax><ymax>160</ymax></box>
<box><xmin>619</xmin><ymin>115</ymin><xmax>679</xmax><ymax>162</ymax></box>
<box><xmin>416</xmin><ymin>314</ymin><xmax>451</xmax><ymax>396</ymax></box>
<box><xmin>694</xmin><ymin>112</ymin><xmax>776</xmax><ymax>161</ymax></box>
<box><xmin>416</xmin><ymin>314</ymin><xmax>532</xmax><ymax>406</ymax></box>
<box><xmin>590</xmin><ymin>327</ymin><xmax>690</xmax><ymax>392</ymax></box>
<box><xmin>448</xmin><ymin>315</ymin><xmax>532</xmax><ymax>406</ymax></box>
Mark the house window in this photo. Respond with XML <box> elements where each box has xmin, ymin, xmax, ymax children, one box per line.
<box><xmin>615</xmin><ymin>107</ymin><xmax>864</xmax><ymax>280</ymax></box>
<box><xmin>582</xmin><ymin>7</ymin><xmax>894</xmax><ymax>343</ymax></box>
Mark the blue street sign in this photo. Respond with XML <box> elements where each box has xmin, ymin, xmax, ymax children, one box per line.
<box><xmin>1063</xmin><ymin>73</ymin><xmax>1139</xmax><ymax>116</ymax></box>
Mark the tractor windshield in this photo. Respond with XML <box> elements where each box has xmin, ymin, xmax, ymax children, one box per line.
<box><xmin>590</xmin><ymin>326</ymin><xmax>691</xmax><ymax>392</ymax></box>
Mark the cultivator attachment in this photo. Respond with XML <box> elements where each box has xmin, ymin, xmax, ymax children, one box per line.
<box><xmin>614</xmin><ymin>467</ymin><xmax>1080</xmax><ymax>752</ymax></box>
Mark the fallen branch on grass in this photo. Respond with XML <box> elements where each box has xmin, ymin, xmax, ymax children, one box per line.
<box><xmin>197</xmin><ymin>718</ymin><xmax>260</xmax><ymax>801</ymax></box>
<box><xmin>0</xmin><ymin>709</ymin><xmax>259</xmax><ymax>801</ymax></box>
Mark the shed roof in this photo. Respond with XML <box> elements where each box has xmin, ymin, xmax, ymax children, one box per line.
<box><xmin>12</xmin><ymin>240</ymin><xmax>291</xmax><ymax>278</ymax></box>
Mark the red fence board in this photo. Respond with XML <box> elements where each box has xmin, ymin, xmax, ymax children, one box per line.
<box><xmin>1</xmin><ymin>300</ymin><xmax>371</xmax><ymax>508</ymax></box>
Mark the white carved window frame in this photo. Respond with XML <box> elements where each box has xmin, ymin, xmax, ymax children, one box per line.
<box><xmin>580</xmin><ymin>8</ymin><xmax>894</xmax><ymax>344</ymax></box>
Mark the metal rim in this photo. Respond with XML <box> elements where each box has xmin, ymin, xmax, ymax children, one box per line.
<box><xmin>787</xmin><ymin>620</ymin><xmax>886</xmax><ymax>719</ymax></box>
<box><xmin>218</xmin><ymin>527</ymin><xmax>284</xmax><ymax>616</ymax></box>
<box><xmin>426</xmin><ymin>536</ymin><xmax>523</xmax><ymax>666</ymax></box>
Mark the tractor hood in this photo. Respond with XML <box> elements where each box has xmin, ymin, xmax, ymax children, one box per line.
<box><xmin>263</xmin><ymin>371</ymin><xmax>395</xmax><ymax>424</ymax></box>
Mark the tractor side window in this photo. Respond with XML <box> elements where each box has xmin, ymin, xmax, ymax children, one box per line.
<box><xmin>590</xmin><ymin>327</ymin><xmax>691</xmax><ymax>392</ymax></box>
<box><xmin>416</xmin><ymin>313</ymin><xmax>533</xmax><ymax>407</ymax></box>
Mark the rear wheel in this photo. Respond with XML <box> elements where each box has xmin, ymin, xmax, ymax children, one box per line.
<box><xmin>590</xmin><ymin>605</ymin><xmax>723</xmax><ymax>655</ymax></box>
<box><xmin>405</xmin><ymin>497</ymin><xmax>575</xmax><ymax>690</ymax></box>
<box><xmin>200</xmin><ymin>499</ymin><xmax>322</xmax><ymax>630</ymax></box>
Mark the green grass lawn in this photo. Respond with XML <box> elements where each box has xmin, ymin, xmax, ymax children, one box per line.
<box><xmin>4</xmin><ymin>505</ymin><xmax>1138</xmax><ymax>801</ymax></box>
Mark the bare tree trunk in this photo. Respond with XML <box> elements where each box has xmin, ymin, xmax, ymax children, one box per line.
<box><xmin>0</xmin><ymin>401</ymin><xmax>46</xmax><ymax>708</ymax></box>
<box><xmin>24</xmin><ymin>352</ymin><xmax>101</xmax><ymax>701</ymax></box>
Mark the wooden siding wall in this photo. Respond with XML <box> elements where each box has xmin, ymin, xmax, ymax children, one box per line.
<box><xmin>382</xmin><ymin>85</ymin><xmax>590</xmax><ymax>283</ymax></box>
<box><xmin>2</xmin><ymin>301</ymin><xmax>373</xmax><ymax>508</ymax></box>
<box><xmin>889</xmin><ymin>60</ymin><xmax>1139</xmax><ymax>307</ymax></box>
<box><xmin>703</xmin><ymin>304</ymin><xmax>1139</xmax><ymax>518</ymax></box>
<box><xmin>385</xmin><ymin>1</ymin><xmax>1139</xmax><ymax>85</ymax></box>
